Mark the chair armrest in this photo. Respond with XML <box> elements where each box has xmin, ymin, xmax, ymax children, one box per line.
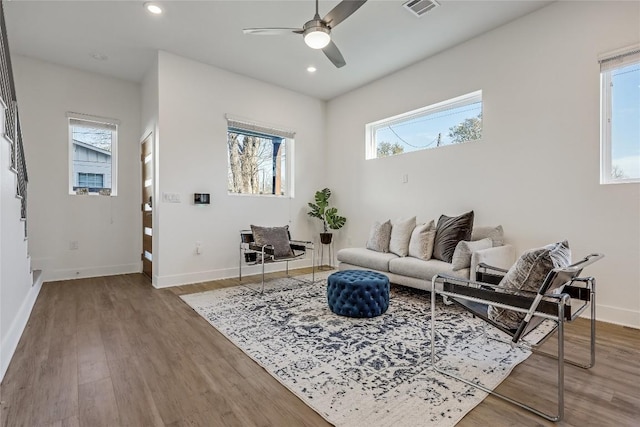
<box><xmin>433</xmin><ymin>274</ymin><xmax>571</xmax><ymax>320</ymax></box>
<box><xmin>470</xmin><ymin>244</ymin><xmax>515</xmax><ymax>278</ymax></box>
<box><xmin>290</xmin><ymin>239</ymin><xmax>314</xmax><ymax>246</ymax></box>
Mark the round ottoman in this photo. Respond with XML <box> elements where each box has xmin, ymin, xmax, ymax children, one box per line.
<box><xmin>327</xmin><ymin>270</ymin><xmax>390</xmax><ymax>318</ymax></box>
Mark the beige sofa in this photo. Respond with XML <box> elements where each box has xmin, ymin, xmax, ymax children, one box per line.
<box><xmin>337</xmin><ymin>226</ymin><xmax>515</xmax><ymax>292</ymax></box>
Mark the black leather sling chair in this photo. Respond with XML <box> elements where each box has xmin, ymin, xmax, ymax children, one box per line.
<box><xmin>430</xmin><ymin>252</ymin><xmax>603</xmax><ymax>422</ymax></box>
<box><xmin>239</xmin><ymin>228</ymin><xmax>315</xmax><ymax>293</ymax></box>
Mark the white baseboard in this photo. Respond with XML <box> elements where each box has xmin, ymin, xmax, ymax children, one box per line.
<box><xmin>154</xmin><ymin>259</ymin><xmax>314</xmax><ymax>289</ymax></box>
<box><xmin>595</xmin><ymin>303</ymin><xmax>640</xmax><ymax>329</ymax></box>
<box><xmin>43</xmin><ymin>263</ymin><xmax>141</xmax><ymax>282</ymax></box>
<box><xmin>1</xmin><ymin>273</ymin><xmax>43</xmax><ymax>382</ymax></box>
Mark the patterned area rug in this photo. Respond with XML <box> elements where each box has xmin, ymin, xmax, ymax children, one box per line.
<box><xmin>181</xmin><ymin>275</ymin><xmax>532</xmax><ymax>426</ymax></box>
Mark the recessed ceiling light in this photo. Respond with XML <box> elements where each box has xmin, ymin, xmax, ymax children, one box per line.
<box><xmin>307</xmin><ymin>66</ymin><xmax>317</xmax><ymax>73</ymax></box>
<box><xmin>144</xmin><ymin>2</ymin><xmax>163</xmax><ymax>15</ymax></box>
<box><xmin>89</xmin><ymin>52</ymin><xmax>108</xmax><ymax>61</ymax></box>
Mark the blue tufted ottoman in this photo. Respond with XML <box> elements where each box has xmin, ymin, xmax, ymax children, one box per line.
<box><xmin>327</xmin><ymin>270</ymin><xmax>390</xmax><ymax>318</ymax></box>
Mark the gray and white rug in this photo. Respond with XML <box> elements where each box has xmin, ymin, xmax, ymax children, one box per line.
<box><xmin>181</xmin><ymin>275</ymin><xmax>532</xmax><ymax>426</ymax></box>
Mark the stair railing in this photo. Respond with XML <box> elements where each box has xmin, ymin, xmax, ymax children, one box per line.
<box><xmin>0</xmin><ymin>1</ymin><xmax>28</xmax><ymax>237</ymax></box>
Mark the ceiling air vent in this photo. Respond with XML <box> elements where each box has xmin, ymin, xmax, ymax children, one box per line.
<box><xmin>403</xmin><ymin>0</ymin><xmax>440</xmax><ymax>17</ymax></box>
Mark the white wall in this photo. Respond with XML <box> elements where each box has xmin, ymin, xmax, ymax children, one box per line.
<box><xmin>13</xmin><ymin>56</ymin><xmax>142</xmax><ymax>281</ymax></box>
<box><xmin>326</xmin><ymin>1</ymin><xmax>640</xmax><ymax>327</ymax></box>
<box><xmin>153</xmin><ymin>52</ymin><xmax>326</xmax><ymax>287</ymax></box>
<box><xmin>0</xmin><ymin>112</ymin><xmax>40</xmax><ymax>381</ymax></box>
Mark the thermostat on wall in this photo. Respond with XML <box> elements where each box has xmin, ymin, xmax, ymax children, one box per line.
<box><xmin>194</xmin><ymin>193</ymin><xmax>210</xmax><ymax>205</ymax></box>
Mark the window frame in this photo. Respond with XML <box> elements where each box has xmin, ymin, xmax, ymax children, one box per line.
<box><xmin>599</xmin><ymin>45</ymin><xmax>640</xmax><ymax>185</ymax></box>
<box><xmin>67</xmin><ymin>112</ymin><xmax>119</xmax><ymax>196</ymax></box>
<box><xmin>365</xmin><ymin>90</ymin><xmax>483</xmax><ymax>160</ymax></box>
<box><xmin>225</xmin><ymin>116</ymin><xmax>295</xmax><ymax>198</ymax></box>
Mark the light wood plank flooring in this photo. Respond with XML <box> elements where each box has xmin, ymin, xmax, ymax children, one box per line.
<box><xmin>1</xmin><ymin>270</ymin><xmax>638</xmax><ymax>426</ymax></box>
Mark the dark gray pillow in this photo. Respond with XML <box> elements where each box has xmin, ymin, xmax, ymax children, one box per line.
<box><xmin>250</xmin><ymin>225</ymin><xmax>293</xmax><ymax>258</ymax></box>
<box><xmin>487</xmin><ymin>240</ymin><xmax>571</xmax><ymax>330</ymax></box>
<box><xmin>432</xmin><ymin>211</ymin><xmax>474</xmax><ymax>263</ymax></box>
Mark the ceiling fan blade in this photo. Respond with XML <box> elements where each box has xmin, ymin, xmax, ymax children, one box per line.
<box><xmin>322</xmin><ymin>0</ymin><xmax>367</xmax><ymax>28</ymax></box>
<box><xmin>243</xmin><ymin>28</ymin><xmax>303</xmax><ymax>35</ymax></box>
<box><xmin>322</xmin><ymin>40</ymin><xmax>346</xmax><ymax>68</ymax></box>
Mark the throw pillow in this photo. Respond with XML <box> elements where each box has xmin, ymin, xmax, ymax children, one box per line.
<box><xmin>408</xmin><ymin>220</ymin><xmax>436</xmax><ymax>260</ymax></box>
<box><xmin>366</xmin><ymin>220</ymin><xmax>392</xmax><ymax>253</ymax></box>
<box><xmin>432</xmin><ymin>211</ymin><xmax>475</xmax><ymax>263</ymax></box>
<box><xmin>471</xmin><ymin>225</ymin><xmax>504</xmax><ymax>247</ymax></box>
<box><xmin>487</xmin><ymin>240</ymin><xmax>571</xmax><ymax>330</ymax></box>
<box><xmin>451</xmin><ymin>238</ymin><xmax>492</xmax><ymax>271</ymax></box>
<box><xmin>389</xmin><ymin>216</ymin><xmax>417</xmax><ymax>257</ymax></box>
<box><xmin>250</xmin><ymin>225</ymin><xmax>293</xmax><ymax>258</ymax></box>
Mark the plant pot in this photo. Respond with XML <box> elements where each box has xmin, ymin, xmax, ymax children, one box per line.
<box><xmin>320</xmin><ymin>232</ymin><xmax>333</xmax><ymax>245</ymax></box>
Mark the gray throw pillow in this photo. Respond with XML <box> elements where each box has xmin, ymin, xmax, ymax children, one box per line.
<box><xmin>389</xmin><ymin>216</ymin><xmax>416</xmax><ymax>257</ymax></box>
<box><xmin>250</xmin><ymin>225</ymin><xmax>293</xmax><ymax>258</ymax></box>
<box><xmin>366</xmin><ymin>220</ymin><xmax>392</xmax><ymax>253</ymax></box>
<box><xmin>432</xmin><ymin>211</ymin><xmax>474</xmax><ymax>263</ymax></box>
<box><xmin>451</xmin><ymin>238</ymin><xmax>492</xmax><ymax>271</ymax></box>
<box><xmin>408</xmin><ymin>220</ymin><xmax>436</xmax><ymax>260</ymax></box>
<box><xmin>487</xmin><ymin>240</ymin><xmax>571</xmax><ymax>330</ymax></box>
<box><xmin>471</xmin><ymin>225</ymin><xmax>504</xmax><ymax>247</ymax></box>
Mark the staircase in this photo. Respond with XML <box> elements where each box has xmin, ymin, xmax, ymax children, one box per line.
<box><xmin>0</xmin><ymin>0</ymin><xmax>42</xmax><ymax>382</ymax></box>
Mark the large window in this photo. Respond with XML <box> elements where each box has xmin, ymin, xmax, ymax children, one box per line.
<box><xmin>366</xmin><ymin>91</ymin><xmax>482</xmax><ymax>159</ymax></box>
<box><xmin>226</xmin><ymin>116</ymin><xmax>294</xmax><ymax>196</ymax></box>
<box><xmin>600</xmin><ymin>45</ymin><xmax>640</xmax><ymax>184</ymax></box>
<box><xmin>68</xmin><ymin>113</ymin><xmax>118</xmax><ymax>195</ymax></box>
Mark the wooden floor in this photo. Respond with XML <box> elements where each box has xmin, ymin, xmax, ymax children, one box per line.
<box><xmin>1</xmin><ymin>270</ymin><xmax>639</xmax><ymax>427</ymax></box>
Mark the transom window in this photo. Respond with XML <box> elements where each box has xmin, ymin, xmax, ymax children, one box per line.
<box><xmin>600</xmin><ymin>45</ymin><xmax>640</xmax><ymax>184</ymax></box>
<box><xmin>226</xmin><ymin>116</ymin><xmax>294</xmax><ymax>197</ymax></box>
<box><xmin>366</xmin><ymin>91</ymin><xmax>482</xmax><ymax>159</ymax></box>
<box><xmin>68</xmin><ymin>113</ymin><xmax>118</xmax><ymax>195</ymax></box>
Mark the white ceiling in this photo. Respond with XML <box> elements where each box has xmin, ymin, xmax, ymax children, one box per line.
<box><xmin>4</xmin><ymin>0</ymin><xmax>553</xmax><ymax>100</ymax></box>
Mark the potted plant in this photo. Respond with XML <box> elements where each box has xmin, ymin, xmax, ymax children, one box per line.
<box><xmin>308</xmin><ymin>188</ymin><xmax>346</xmax><ymax>244</ymax></box>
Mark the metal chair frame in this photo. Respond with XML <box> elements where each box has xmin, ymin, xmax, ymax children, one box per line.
<box><xmin>239</xmin><ymin>229</ymin><xmax>315</xmax><ymax>293</ymax></box>
<box><xmin>430</xmin><ymin>253</ymin><xmax>603</xmax><ymax>422</ymax></box>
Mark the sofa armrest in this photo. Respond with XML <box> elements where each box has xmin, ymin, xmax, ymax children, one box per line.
<box><xmin>470</xmin><ymin>244</ymin><xmax>515</xmax><ymax>278</ymax></box>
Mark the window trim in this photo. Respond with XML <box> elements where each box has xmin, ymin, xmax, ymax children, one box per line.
<box><xmin>67</xmin><ymin>112</ymin><xmax>119</xmax><ymax>195</ymax></box>
<box><xmin>599</xmin><ymin>45</ymin><xmax>640</xmax><ymax>185</ymax></box>
<box><xmin>365</xmin><ymin>90</ymin><xmax>482</xmax><ymax>160</ymax></box>
<box><xmin>225</xmin><ymin>120</ymin><xmax>294</xmax><ymax>198</ymax></box>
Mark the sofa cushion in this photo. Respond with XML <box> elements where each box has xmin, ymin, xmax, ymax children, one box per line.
<box><xmin>366</xmin><ymin>220</ymin><xmax>392</xmax><ymax>253</ymax></box>
<box><xmin>408</xmin><ymin>220</ymin><xmax>435</xmax><ymax>260</ymax></box>
<box><xmin>488</xmin><ymin>240</ymin><xmax>571</xmax><ymax>330</ymax></box>
<box><xmin>337</xmin><ymin>248</ymin><xmax>397</xmax><ymax>272</ymax></box>
<box><xmin>389</xmin><ymin>257</ymin><xmax>469</xmax><ymax>281</ymax></box>
<box><xmin>432</xmin><ymin>211</ymin><xmax>475</xmax><ymax>263</ymax></box>
<box><xmin>471</xmin><ymin>225</ymin><xmax>504</xmax><ymax>246</ymax></box>
<box><xmin>389</xmin><ymin>216</ymin><xmax>416</xmax><ymax>257</ymax></box>
<box><xmin>250</xmin><ymin>225</ymin><xmax>293</xmax><ymax>258</ymax></box>
<box><xmin>451</xmin><ymin>238</ymin><xmax>492</xmax><ymax>271</ymax></box>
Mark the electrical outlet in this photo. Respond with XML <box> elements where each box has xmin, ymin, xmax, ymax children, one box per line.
<box><xmin>196</xmin><ymin>241</ymin><xmax>202</xmax><ymax>255</ymax></box>
<box><xmin>402</xmin><ymin>174</ymin><xmax>409</xmax><ymax>184</ymax></box>
<box><xmin>69</xmin><ymin>241</ymin><xmax>79</xmax><ymax>250</ymax></box>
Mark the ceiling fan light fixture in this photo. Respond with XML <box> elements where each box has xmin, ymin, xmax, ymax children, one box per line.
<box><xmin>304</xmin><ymin>27</ymin><xmax>330</xmax><ymax>49</ymax></box>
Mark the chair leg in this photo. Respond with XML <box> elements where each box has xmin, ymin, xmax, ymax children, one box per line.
<box><xmin>312</xmin><ymin>247</ymin><xmax>315</xmax><ymax>283</ymax></box>
<box><xmin>261</xmin><ymin>248</ymin><xmax>265</xmax><ymax>294</ymax></box>
<box><xmin>239</xmin><ymin>245</ymin><xmax>243</xmax><ymax>281</ymax></box>
<box><xmin>430</xmin><ymin>282</ymin><xmax>567</xmax><ymax>422</ymax></box>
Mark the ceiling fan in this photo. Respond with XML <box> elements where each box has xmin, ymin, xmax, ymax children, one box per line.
<box><xmin>243</xmin><ymin>0</ymin><xmax>368</xmax><ymax>68</ymax></box>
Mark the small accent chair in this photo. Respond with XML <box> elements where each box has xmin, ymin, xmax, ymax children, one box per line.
<box><xmin>239</xmin><ymin>228</ymin><xmax>315</xmax><ymax>293</ymax></box>
<box><xmin>430</xmin><ymin>252</ymin><xmax>603</xmax><ymax>422</ymax></box>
